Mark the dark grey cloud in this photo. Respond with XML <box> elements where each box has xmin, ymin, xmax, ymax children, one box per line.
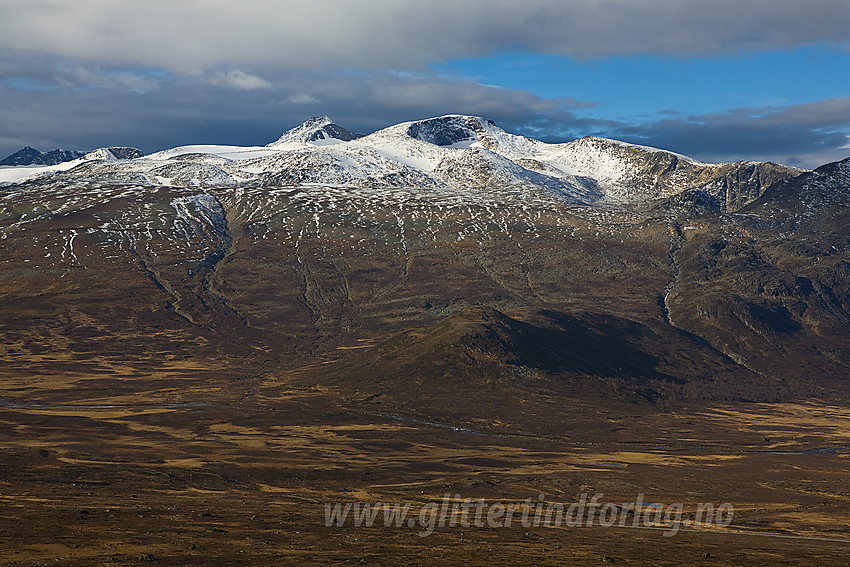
<box><xmin>3</xmin><ymin>62</ymin><xmax>846</xmax><ymax>170</ymax></box>
<box><xmin>1</xmin><ymin>0</ymin><xmax>847</xmax><ymax>73</ymax></box>
<box><xmin>611</xmin><ymin>98</ymin><xmax>850</xmax><ymax>168</ymax></box>
<box><xmin>0</xmin><ymin>67</ymin><xmax>592</xmax><ymax>158</ymax></box>
<box><xmin>1</xmin><ymin>58</ymin><xmax>848</xmax><ymax>170</ymax></box>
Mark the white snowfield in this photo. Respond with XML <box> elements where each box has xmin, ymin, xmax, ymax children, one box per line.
<box><xmin>145</xmin><ymin>145</ymin><xmax>282</xmax><ymax>162</ymax></box>
<box><xmin>0</xmin><ymin>115</ymin><xmax>798</xmax><ymax>207</ymax></box>
<box><xmin>0</xmin><ymin>147</ymin><xmax>142</xmax><ymax>185</ymax></box>
<box><xmin>0</xmin><ymin>161</ymin><xmax>83</xmax><ymax>184</ymax></box>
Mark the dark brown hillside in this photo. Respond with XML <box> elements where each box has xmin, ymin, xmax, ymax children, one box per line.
<box><xmin>664</xmin><ymin>159</ymin><xmax>850</xmax><ymax>393</ymax></box>
<box><xmin>302</xmin><ymin>305</ymin><xmax>792</xmax><ymax>435</ymax></box>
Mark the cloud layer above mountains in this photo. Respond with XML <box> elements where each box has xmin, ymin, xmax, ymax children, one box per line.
<box><xmin>3</xmin><ymin>0</ymin><xmax>847</xmax><ymax>69</ymax></box>
<box><xmin>1</xmin><ymin>0</ymin><xmax>848</xmax><ymax>168</ymax></box>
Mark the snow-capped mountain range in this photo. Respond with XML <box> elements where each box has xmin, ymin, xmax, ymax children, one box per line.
<box><xmin>0</xmin><ymin>115</ymin><xmax>801</xmax><ymax>211</ymax></box>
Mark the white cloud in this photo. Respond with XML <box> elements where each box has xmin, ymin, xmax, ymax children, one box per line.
<box><xmin>612</xmin><ymin>98</ymin><xmax>850</xmax><ymax>168</ymax></box>
<box><xmin>0</xmin><ymin>69</ymin><xmax>596</xmax><ymax>157</ymax></box>
<box><xmin>211</xmin><ymin>70</ymin><xmax>272</xmax><ymax>91</ymax></box>
<box><xmin>0</xmin><ymin>1</ymin><xmax>847</xmax><ymax>73</ymax></box>
<box><xmin>284</xmin><ymin>94</ymin><xmax>321</xmax><ymax>104</ymax></box>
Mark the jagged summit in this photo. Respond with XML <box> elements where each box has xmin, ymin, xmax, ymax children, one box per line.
<box><xmin>361</xmin><ymin>115</ymin><xmax>513</xmax><ymax>152</ymax></box>
<box><xmin>267</xmin><ymin>116</ymin><xmax>362</xmax><ymax>147</ymax></box>
<box><xmin>405</xmin><ymin>115</ymin><xmax>493</xmax><ymax>147</ymax></box>
<box><xmin>83</xmin><ymin>147</ymin><xmax>145</xmax><ymax>162</ymax></box>
<box><xmin>0</xmin><ymin>146</ymin><xmax>86</xmax><ymax>166</ymax></box>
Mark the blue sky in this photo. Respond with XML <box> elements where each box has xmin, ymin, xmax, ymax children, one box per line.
<box><xmin>435</xmin><ymin>46</ymin><xmax>849</xmax><ymax>121</ymax></box>
<box><xmin>0</xmin><ymin>0</ymin><xmax>848</xmax><ymax>168</ymax></box>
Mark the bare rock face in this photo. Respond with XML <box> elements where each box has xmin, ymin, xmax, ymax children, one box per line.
<box><xmin>406</xmin><ymin>115</ymin><xmax>484</xmax><ymax>147</ymax></box>
<box><xmin>104</xmin><ymin>147</ymin><xmax>145</xmax><ymax>160</ymax></box>
<box><xmin>711</xmin><ymin>161</ymin><xmax>797</xmax><ymax>211</ymax></box>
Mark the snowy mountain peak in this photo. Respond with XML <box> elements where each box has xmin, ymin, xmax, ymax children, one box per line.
<box><xmin>83</xmin><ymin>147</ymin><xmax>144</xmax><ymax>162</ymax></box>
<box><xmin>0</xmin><ymin>146</ymin><xmax>87</xmax><ymax>166</ymax></box>
<box><xmin>305</xmin><ymin>115</ymin><xmax>333</xmax><ymax>127</ymax></box>
<box><xmin>267</xmin><ymin>116</ymin><xmax>362</xmax><ymax>147</ymax></box>
<box><xmin>405</xmin><ymin>115</ymin><xmax>493</xmax><ymax>148</ymax></box>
